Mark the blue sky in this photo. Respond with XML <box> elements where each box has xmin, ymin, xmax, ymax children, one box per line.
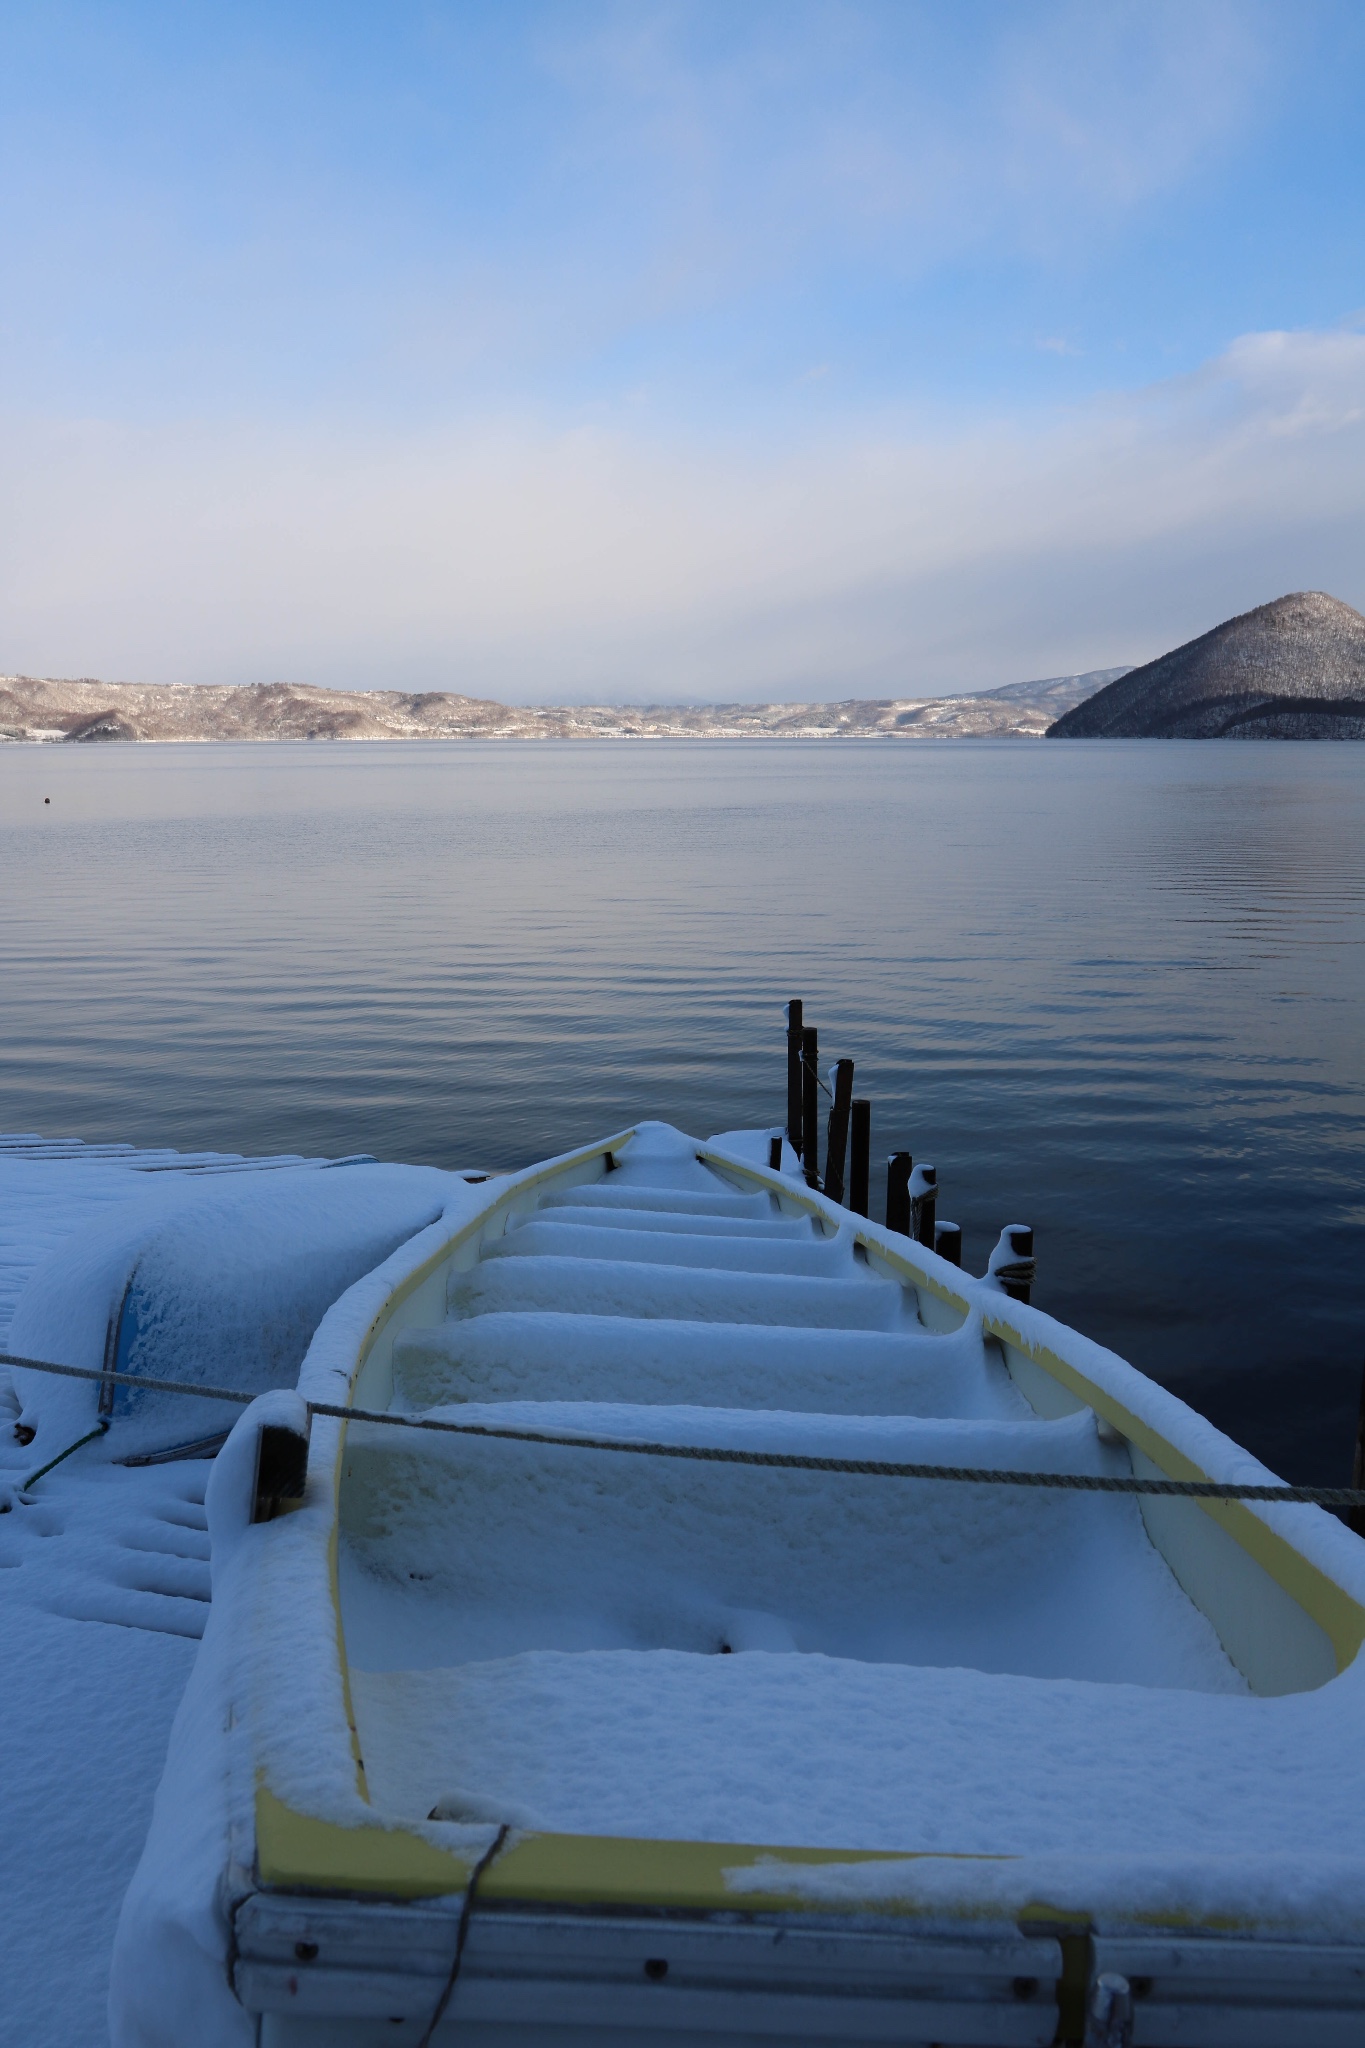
<box><xmin>2</xmin><ymin>2</ymin><xmax>1364</xmax><ymax>701</ymax></box>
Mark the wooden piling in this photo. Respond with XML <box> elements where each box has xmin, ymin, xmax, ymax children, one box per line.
<box><xmin>1350</xmin><ymin>1358</ymin><xmax>1365</xmax><ymax>1537</ymax></box>
<box><xmin>988</xmin><ymin>1224</ymin><xmax>1036</xmax><ymax>1304</ymax></box>
<box><xmin>909</xmin><ymin>1163</ymin><xmax>937</xmax><ymax>1248</ymax></box>
<box><xmin>886</xmin><ymin>1152</ymin><xmax>912</xmax><ymax>1235</ymax></box>
<box><xmin>251</xmin><ymin>1420</ymin><xmax>312</xmax><ymax>1524</ymax></box>
<box><xmin>934</xmin><ymin>1220</ymin><xmax>963</xmax><ymax>1266</ymax></box>
<box><xmin>823</xmin><ymin>1059</ymin><xmax>854</xmax><ymax>1206</ymax></box>
<box><xmin>849</xmin><ymin>1099</ymin><xmax>870</xmax><ymax>1217</ymax></box>
<box><xmin>786</xmin><ymin>1000</ymin><xmax>804</xmax><ymax>1160</ymax></box>
<box><xmin>801</xmin><ymin>1027</ymin><xmax>820</xmax><ymax>1187</ymax></box>
<box><xmin>1007</xmin><ymin>1224</ymin><xmax>1034</xmax><ymax>1304</ymax></box>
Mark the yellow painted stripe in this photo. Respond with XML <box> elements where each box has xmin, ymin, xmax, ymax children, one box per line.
<box><xmin>251</xmin><ymin>1790</ymin><xmax>1322</xmax><ymax>1942</ymax></box>
<box><xmin>322</xmin><ymin>1130</ymin><xmax>639</xmax><ymax>1804</ymax></box>
<box><xmin>978</xmin><ymin>1317</ymin><xmax>1365</xmax><ymax>1674</ymax></box>
<box><xmin>482</xmin><ymin>1831</ymin><xmax>942</xmax><ymax>1912</ymax></box>
<box><xmin>348</xmin><ymin>1128</ymin><xmax>640</xmax><ymax>1380</ymax></box>
<box><xmin>253</xmin><ymin>1790</ymin><xmax>1294</xmax><ymax>1941</ymax></box>
<box><xmin>254</xmin><ymin>1788</ymin><xmax>1013</xmax><ymax>1916</ymax></box>
<box><xmin>704</xmin><ymin>1144</ymin><xmax>1365</xmax><ymax>1675</ymax></box>
<box><xmin>256</xmin><ymin>1785</ymin><xmax>472</xmax><ymax>1896</ymax></box>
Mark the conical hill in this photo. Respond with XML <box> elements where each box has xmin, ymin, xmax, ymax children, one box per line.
<box><xmin>1049</xmin><ymin>592</ymin><xmax>1365</xmax><ymax>739</ymax></box>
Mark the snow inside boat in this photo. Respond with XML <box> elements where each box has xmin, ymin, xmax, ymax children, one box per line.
<box><xmin>114</xmin><ymin>1123</ymin><xmax>1365</xmax><ymax>2046</ymax></box>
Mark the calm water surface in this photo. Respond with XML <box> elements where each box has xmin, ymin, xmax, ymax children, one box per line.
<box><xmin>2</xmin><ymin>739</ymin><xmax>1362</xmax><ymax>1484</ymax></box>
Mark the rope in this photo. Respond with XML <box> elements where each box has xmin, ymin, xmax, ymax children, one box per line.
<box><xmin>5</xmin><ymin>1348</ymin><xmax>1364</xmax><ymax>1507</ymax></box>
<box><xmin>414</xmin><ymin>1824</ymin><xmax>510</xmax><ymax>2048</ymax></box>
<box><xmin>793</xmin><ymin>1043</ymin><xmax>833</xmax><ymax>1101</ymax></box>
<box><xmin>338</xmin><ymin>1413</ymin><xmax>1365</xmax><ymax>1505</ymax></box>
<box><xmin>2</xmin><ymin>1352</ymin><xmax>255</xmax><ymax>1406</ymax></box>
<box><xmin>23</xmin><ymin>1421</ymin><xmax>109</xmax><ymax>1490</ymax></box>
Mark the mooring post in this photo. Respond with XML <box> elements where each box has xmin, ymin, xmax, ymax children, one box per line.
<box><xmin>934</xmin><ymin>1220</ymin><xmax>962</xmax><ymax>1266</ymax></box>
<box><xmin>768</xmin><ymin>1132</ymin><xmax>783</xmax><ymax>1171</ymax></box>
<box><xmin>251</xmin><ymin>1419</ymin><xmax>312</xmax><ymax>1524</ymax></box>
<box><xmin>786</xmin><ymin>1000</ymin><xmax>804</xmax><ymax>1161</ymax></box>
<box><xmin>1350</xmin><ymin>1357</ymin><xmax>1365</xmax><ymax>1537</ymax></box>
<box><xmin>987</xmin><ymin>1224</ymin><xmax>1036</xmax><ymax>1304</ymax></box>
<box><xmin>823</xmin><ymin>1059</ymin><xmax>854</xmax><ymax>1206</ymax></box>
<box><xmin>800</xmin><ymin>1027</ymin><xmax>820</xmax><ymax>1187</ymax></box>
<box><xmin>909</xmin><ymin>1163</ymin><xmax>937</xmax><ymax>1247</ymax></box>
<box><xmin>849</xmin><ymin>1099</ymin><xmax>870</xmax><ymax>1217</ymax></box>
<box><xmin>886</xmin><ymin>1152</ymin><xmax>912</xmax><ymax>1234</ymax></box>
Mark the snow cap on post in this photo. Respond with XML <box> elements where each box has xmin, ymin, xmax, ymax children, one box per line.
<box><xmin>206</xmin><ymin>1388</ymin><xmax>311</xmax><ymax>1569</ymax></box>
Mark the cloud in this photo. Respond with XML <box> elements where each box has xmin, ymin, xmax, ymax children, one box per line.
<box><xmin>532</xmin><ymin>0</ymin><xmax>1272</xmax><ymax>291</ymax></box>
<box><xmin>1</xmin><ymin>325</ymin><xmax>1362</xmax><ymax>701</ymax></box>
<box><xmin>0</xmin><ymin>3</ymin><xmax>1281</xmax><ymax>415</ymax></box>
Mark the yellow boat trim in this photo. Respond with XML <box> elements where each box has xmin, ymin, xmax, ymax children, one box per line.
<box><xmin>347</xmin><ymin>1128</ymin><xmax>640</xmax><ymax>1387</ymax></box>
<box><xmin>326</xmin><ymin>1511</ymin><xmax>370</xmax><ymax>1802</ymax></box>
<box><xmin>322</xmin><ymin>1132</ymin><xmax>639</xmax><ymax>1804</ymax></box>
<box><xmin>256</xmin><ymin>1785</ymin><xmax>1017</xmax><ymax>1914</ymax></box>
<box><xmin>699</xmin><ymin>1144</ymin><xmax>1365</xmax><ymax>1675</ymax></box>
<box><xmin>978</xmin><ymin>1315</ymin><xmax>1365</xmax><ymax>1674</ymax></box>
<box><xmin>482</xmin><ymin>1832</ymin><xmax>988</xmax><ymax>1913</ymax></box>
<box><xmin>256</xmin><ymin>1785</ymin><xmax>473</xmax><ymax>1896</ymax></box>
<box><xmin>255</xmin><ymin>1788</ymin><xmax>1308</xmax><ymax>1943</ymax></box>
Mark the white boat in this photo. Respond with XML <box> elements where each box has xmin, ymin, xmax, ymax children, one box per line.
<box><xmin>113</xmin><ymin>1122</ymin><xmax>1365</xmax><ymax>2047</ymax></box>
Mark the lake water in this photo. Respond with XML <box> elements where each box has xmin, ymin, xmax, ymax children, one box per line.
<box><xmin>2</xmin><ymin>738</ymin><xmax>1362</xmax><ymax>1484</ymax></box>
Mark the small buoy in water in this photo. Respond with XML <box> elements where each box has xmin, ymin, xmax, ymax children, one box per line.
<box><xmin>43</xmin><ymin>797</ymin><xmax>50</xmax><ymax>804</ymax></box>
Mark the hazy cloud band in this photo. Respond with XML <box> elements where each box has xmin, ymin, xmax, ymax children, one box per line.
<box><xmin>3</xmin><ymin>326</ymin><xmax>1362</xmax><ymax>702</ymax></box>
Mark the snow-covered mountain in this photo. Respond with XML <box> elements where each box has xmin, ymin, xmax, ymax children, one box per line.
<box><xmin>1050</xmin><ymin>592</ymin><xmax>1365</xmax><ymax>738</ymax></box>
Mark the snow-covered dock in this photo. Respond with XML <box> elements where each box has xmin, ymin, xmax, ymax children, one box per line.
<box><xmin>0</xmin><ymin>1137</ymin><xmax>476</xmax><ymax>2048</ymax></box>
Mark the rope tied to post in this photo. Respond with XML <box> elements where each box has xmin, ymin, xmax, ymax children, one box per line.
<box><xmin>5</xmin><ymin>1350</ymin><xmax>1365</xmax><ymax>1508</ymax></box>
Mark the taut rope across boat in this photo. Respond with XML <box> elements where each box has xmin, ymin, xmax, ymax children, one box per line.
<box><xmin>6</xmin><ymin>1348</ymin><xmax>1364</xmax><ymax>1505</ymax></box>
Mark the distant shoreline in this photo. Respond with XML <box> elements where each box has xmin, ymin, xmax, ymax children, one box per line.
<box><xmin>0</xmin><ymin>730</ymin><xmax>1054</xmax><ymax>745</ymax></box>
<box><xmin>0</xmin><ymin>669</ymin><xmax>1124</xmax><ymax>747</ymax></box>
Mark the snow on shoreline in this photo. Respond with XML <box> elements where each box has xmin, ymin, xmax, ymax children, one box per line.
<box><xmin>0</xmin><ymin>1137</ymin><xmax>474</xmax><ymax>2048</ymax></box>
<box><xmin>0</xmin><ymin>669</ymin><xmax>1127</xmax><ymax>745</ymax></box>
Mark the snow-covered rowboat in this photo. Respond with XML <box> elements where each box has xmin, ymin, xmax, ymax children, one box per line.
<box><xmin>114</xmin><ymin>1123</ymin><xmax>1365</xmax><ymax>2047</ymax></box>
